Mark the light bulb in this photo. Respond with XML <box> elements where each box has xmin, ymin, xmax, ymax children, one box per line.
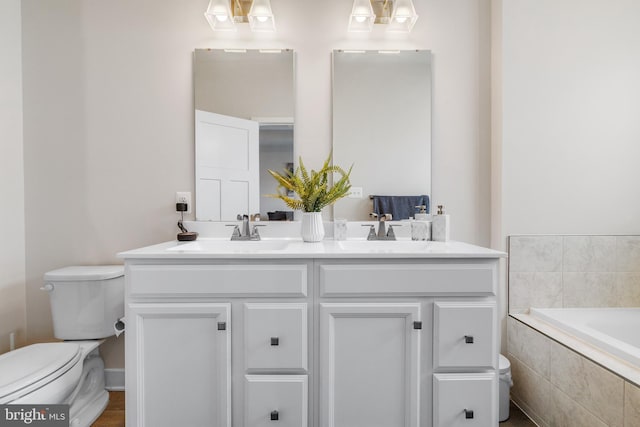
<box><xmin>355</xmin><ymin>15</ymin><xmax>367</xmax><ymax>23</ymax></box>
<box><xmin>215</xmin><ymin>14</ymin><xmax>228</xmax><ymax>22</ymax></box>
<box><xmin>395</xmin><ymin>16</ymin><xmax>408</xmax><ymax>23</ymax></box>
<box><xmin>257</xmin><ymin>16</ymin><xmax>269</xmax><ymax>22</ymax></box>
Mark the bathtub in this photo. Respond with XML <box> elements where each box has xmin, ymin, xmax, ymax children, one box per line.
<box><xmin>530</xmin><ymin>307</ymin><xmax>640</xmax><ymax>368</ymax></box>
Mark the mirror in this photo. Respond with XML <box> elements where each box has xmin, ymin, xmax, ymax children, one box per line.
<box><xmin>332</xmin><ymin>50</ymin><xmax>432</xmax><ymax>221</ymax></box>
<box><xmin>194</xmin><ymin>49</ymin><xmax>295</xmax><ymax>221</ymax></box>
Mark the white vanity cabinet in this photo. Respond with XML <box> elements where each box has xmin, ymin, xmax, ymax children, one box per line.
<box><xmin>316</xmin><ymin>260</ymin><xmax>498</xmax><ymax>427</ymax></box>
<box><xmin>121</xmin><ymin>241</ymin><xmax>503</xmax><ymax>427</ymax></box>
<box><xmin>124</xmin><ymin>261</ymin><xmax>311</xmax><ymax>427</ymax></box>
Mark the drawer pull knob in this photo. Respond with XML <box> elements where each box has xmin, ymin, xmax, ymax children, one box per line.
<box><xmin>217</xmin><ymin>322</ymin><xmax>226</xmax><ymax>331</ymax></box>
<box><xmin>270</xmin><ymin>410</ymin><xmax>279</xmax><ymax>421</ymax></box>
<box><xmin>464</xmin><ymin>409</ymin><xmax>474</xmax><ymax>419</ymax></box>
<box><xmin>464</xmin><ymin>335</ymin><xmax>474</xmax><ymax>344</ymax></box>
<box><xmin>413</xmin><ymin>321</ymin><xmax>422</xmax><ymax>330</ymax></box>
<box><xmin>270</xmin><ymin>337</ymin><xmax>280</xmax><ymax>346</ymax></box>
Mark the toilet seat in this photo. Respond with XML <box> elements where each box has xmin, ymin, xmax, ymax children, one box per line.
<box><xmin>0</xmin><ymin>343</ymin><xmax>82</xmax><ymax>404</ymax></box>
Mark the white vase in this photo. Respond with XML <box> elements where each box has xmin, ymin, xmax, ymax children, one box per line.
<box><xmin>301</xmin><ymin>212</ymin><xmax>325</xmax><ymax>242</ymax></box>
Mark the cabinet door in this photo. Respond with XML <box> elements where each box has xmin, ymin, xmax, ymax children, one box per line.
<box><xmin>126</xmin><ymin>303</ymin><xmax>231</xmax><ymax>427</ymax></box>
<box><xmin>319</xmin><ymin>303</ymin><xmax>421</xmax><ymax>427</ymax></box>
<box><xmin>433</xmin><ymin>373</ymin><xmax>497</xmax><ymax>426</ymax></box>
<box><xmin>244</xmin><ymin>375</ymin><xmax>308</xmax><ymax>427</ymax></box>
<box><xmin>244</xmin><ymin>303</ymin><xmax>308</xmax><ymax>372</ymax></box>
<box><xmin>433</xmin><ymin>301</ymin><xmax>497</xmax><ymax>369</ymax></box>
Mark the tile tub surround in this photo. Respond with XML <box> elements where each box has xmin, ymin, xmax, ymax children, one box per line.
<box><xmin>508</xmin><ymin>235</ymin><xmax>640</xmax><ymax>313</ymax></box>
<box><xmin>508</xmin><ymin>316</ymin><xmax>640</xmax><ymax>427</ymax></box>
<box><xmin>508</xmin><ymin>235</ymin><xmax>640</xmax><ymax>426</ymax></box>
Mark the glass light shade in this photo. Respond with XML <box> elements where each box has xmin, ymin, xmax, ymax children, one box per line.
<box><xmin>387</xmin><ymin>0</ymin><xmax>418</xmax><ymax>32</ymax></box>
<box><xmin>248</xmin><ymin>0</ymin><xmax>276</xmax><ymax>32</ymax></box>
<box><xmin>204</xmin><ymin>0</ymin><xmax>236</xmax><ymax>31</ymax></box>
<box><xmin>348</xmin><ymin>0</ymin><xmax>375</xmax><ymax>32</ymax></box>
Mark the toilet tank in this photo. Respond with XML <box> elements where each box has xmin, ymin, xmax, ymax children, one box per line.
<box><xmin>43</xmin><ymin>266</ymin><xmax>125</xmax><ymax>340</ymax></box>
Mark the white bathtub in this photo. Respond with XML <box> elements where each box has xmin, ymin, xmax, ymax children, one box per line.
<box><xmin>530</xmin><ymin>307</ymin><xmax>640</xmax><ymax>368</ymax></box>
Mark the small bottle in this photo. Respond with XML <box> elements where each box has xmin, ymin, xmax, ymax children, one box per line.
<box><xmin>411</xmin><ymin>205</ymin><xmax>431</xmax><ymax>241</ymax></box>
<box><xmin>432</xmin><ymin>205</ymin><xmax>450</xmax><ymax>242</ymax></box>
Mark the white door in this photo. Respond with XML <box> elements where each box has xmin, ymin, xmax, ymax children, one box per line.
<box><xmin>195</xmin><ymin>110</ymin><xmax>259</xmax><ymax>221</ymax></box>
<box><xmin>319</xmin><ymin>303</ymin><xmax>421</xmax><ymax>427</ymax></box>
<box><xmin>126</xmin><ymin>303</ymin><xmax>231</xmax><ymax>427</ymax></box>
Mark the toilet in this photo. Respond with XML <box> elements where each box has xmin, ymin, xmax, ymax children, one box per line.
<box><xmin>0</xmin><ymin>265</ymin><xmax>124</xmax><ymax>427</ymax></box>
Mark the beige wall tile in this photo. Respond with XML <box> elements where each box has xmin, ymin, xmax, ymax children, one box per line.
<box><xmin>507</xmin><ymin>317</ymin><xmax>551</xmax><ymax>378</ymax></box>
<box><xmin>563</xmin><ymin>236</ymin><xmax>616</xmax><ymax>272</ymax></box>
<box><xmin>624</xmin><ymin>381</ymin><xmax>640</xmax><ymax>427</ymax></box>
<box><xmin>550</xmin><ymin>341</ymin><xmax>624</xmax><ymax>426</ymax></box>
<box><xmin>563</xmin><ymin>273</ymin><xmax>618</xmax><ymax>308</ymax></box>
<box><xmin>617</xmin><ymin>237</ymin><xmax>640</xmax><ymax>272</ymax></box>
<box><xmin>509</xmin><ymin>272</ymin><xmax>562</xmax><ymax>312</ymax></box>
<box><xmin>616</xmin><ymin>273</ymin><xmax>640</xmax><ymax>307</ymax></box>
<box><xmin>550</xmin><ymin>387</ymin><xmax>608</xmax><ymax>427</ymax></box>
<box><xmin>509</xmin><ymin>236</ymin><xmax>563</xmax><ymax>273</ymax></box>
<box><xmin>509</xmin><ymin>354</ymin><xmax>552</xmax><ymax>424</ymax></box>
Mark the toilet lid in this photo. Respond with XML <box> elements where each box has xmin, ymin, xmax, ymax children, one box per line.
<box><xmin>0</xmin><ymin>343</ymin><xmax>81</xmax><ymax>400</ymax></box>
<box><xmin>44</xmin><ymin>265</ymin><xmax>124</xmax><ymax>281</ymax></box>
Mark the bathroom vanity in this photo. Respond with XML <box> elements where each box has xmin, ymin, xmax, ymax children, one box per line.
<box><xmin>119</xmin><ymin>239</ymin><xmax>505</xmax><ymax>427</ymax></box>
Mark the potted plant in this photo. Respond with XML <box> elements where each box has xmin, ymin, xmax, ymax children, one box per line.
<box><xmin>268</xmin><ymin>152</ymin><xmax>352</xmax><ymax>242</ymax></box>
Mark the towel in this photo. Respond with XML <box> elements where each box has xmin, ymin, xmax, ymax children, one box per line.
<box><xmin>371</xmin><ymin>195</ymin><xmax>430</xmax><ymax>220</ymax></box>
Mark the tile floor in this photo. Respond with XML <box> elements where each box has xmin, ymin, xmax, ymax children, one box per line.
<box><xmin>92</xmin><ymin>392</ymin><xmax>537</xmax><ymax>426</ymax></box>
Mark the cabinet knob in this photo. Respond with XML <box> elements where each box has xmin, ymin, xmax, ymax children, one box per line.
<box><xmin>464</xmin><ymin>409</ymin><xmax>474</xmax><ymax>419</ymax></box>
<box><xmin>217</xmin><ymin>322</ymin><xmax>226</xmax><ymax>331</ymax></box>
<box><xmin>270</xmin><ymin>410</ymin><xmax>279</xmax><ymax>421</ymax></box>
<box><xmin>464</xmin><ymin>335</ymin><xmax>474</xmax><ymax>344</ymax></box>
<box><xmin>270</xmin><ymin>337</ymin><xmax>280</xmax><ymax>346</ymax></box>
<box><xmin>413</xmin><ymin>321</ymin><xmax>422</xmax><ymax>330</ymax></box>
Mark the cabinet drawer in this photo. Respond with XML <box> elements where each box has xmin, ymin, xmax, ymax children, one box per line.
<box><xmin>244</xmin><ymin>303</ymin><xmax>308</xmax><ymax>371</ymax></box>
<box><xmin>128</xmin><ymin>264</ymin><xmax>307</xmax><ymax>297</ymax></box>
<box><xmin>245</xmin><ymin>375</ymin><xmax>308</xmax><ymax>427</ymax></box>
<box><xmin>433</xmin><ymin>301</ymin><xmax>497</xmax><ymax>369</ymax></box>
<box><xmin>433</xmin><ymin>373</ymin><xmax>497</xmax><ymax>426</ymax></box>
<box><xmin>319</xmin><ymin>263</ymin><xmax>496</xmax><ymax>296</ymax></box>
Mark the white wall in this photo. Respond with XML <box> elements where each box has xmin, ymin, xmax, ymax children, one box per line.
<box><xmin>0</xmin><ymin>0</ymin><xmax>26</xmax><ymax>354</ymax></box>
<box><xmin>19</xmin><ymin>0</ymin><xmax>491</xmax><ymax>368</ymax></box>
<box><xmin>501</xmin><ymin>0</ymin><xmax>640</xmax><ymax>238</ymax></box>
<box><xmin>495</xmin><ymin>0</ymin><xmax>640</xmax><ymax>352</ymax></box>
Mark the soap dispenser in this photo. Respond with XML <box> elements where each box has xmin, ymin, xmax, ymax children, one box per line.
<box><xmin>411</xmin><ymin>205</ymin><xmax>431</xmax><ymax>241</ymax></box>
<box><xmin>432</xmin><ymin>205</ymin><xmax>450</xmax><ymax>242</ymax></box>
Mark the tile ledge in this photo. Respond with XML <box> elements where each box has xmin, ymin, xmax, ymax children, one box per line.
<box><xmin>510</xmin><ymin>313</ymin><xmax>640</xmax><ymax>387</ymax></box>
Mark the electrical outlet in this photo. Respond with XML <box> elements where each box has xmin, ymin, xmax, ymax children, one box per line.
<box><xmin>348</xmin><ymin>187</ymin><xmax>363</xmax><ymax>199</ymax></box>
<box><xmin>176</xmin><ymin>192</ymin><xmax>192</xmax><ymax>213</ymax></box>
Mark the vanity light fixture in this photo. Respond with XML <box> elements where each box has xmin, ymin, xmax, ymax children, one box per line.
<box><xmin>204</xmin><ymin>0</ymin><xmax>236</xmax><ymax>31</ymax></box>
<box><xmin>348</xmin><ymin>0</ymin><xmax>376</xmax><ymax>32</ymax></box>
<box><xmin>248</xmin><ymin>0</ymin><xmax>276</xmax><ymax>32</ymax></box>
<box><xmin>387</xmin><ymin>0</ymin><xmax>418</xmax><ymax>32</ymax></box>
<box><xmin>347</xmin><ymin>0</ymin><xmax>418</xmax><ymax>33</ymax></box>
<box><xmin>205</xmin><ymin>0</ymin><xmax>275</xmax><ymax>32</ymax></box>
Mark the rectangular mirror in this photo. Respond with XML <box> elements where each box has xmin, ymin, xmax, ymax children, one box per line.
<box><xmin>194</xmin><ymin>49</ymin><xmax>295</xmax><ymax>221</ymax></box>
<box><xmin>332</xmin><ymin>50</ymin><xmax>432</xmax><ymax>221</ymax></box>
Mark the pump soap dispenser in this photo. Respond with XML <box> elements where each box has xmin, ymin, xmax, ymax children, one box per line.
<box><xmin>432</xmin><ymin>205</ymin><xmax>450</xmax><ymax>242</ymax></box>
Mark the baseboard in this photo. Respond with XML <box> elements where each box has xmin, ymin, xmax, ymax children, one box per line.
<box><xmin>104</xmin><ymin>368</ymin><xmax>125</xmax><ymax>391</ymax></box>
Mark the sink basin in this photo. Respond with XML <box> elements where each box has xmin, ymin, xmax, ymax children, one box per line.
<box><xmin>167</xmin><ymin>239</ymin><xmax>290</xmax><ymax>253</ymax></box>
<box><xmin>337</xmin><ymin>240</ymin><xmax>431</xmax><ymax>253</ymax></box>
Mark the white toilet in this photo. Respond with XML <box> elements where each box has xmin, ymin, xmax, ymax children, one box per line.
<box><xmin>0</xmin><ymin>265</ymin><xmax>124</xmax><ymax>427</ymax></box>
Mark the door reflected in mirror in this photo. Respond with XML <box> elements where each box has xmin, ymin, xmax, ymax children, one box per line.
<box><xmin>194</xmin><ymin>49</ymin><xmax>295</xmax><ymax>221</ymax></box>
<box><xmin>332</xmin><ymin>50</ymin><xmax>432</xmax><ymax>221</ymax></box>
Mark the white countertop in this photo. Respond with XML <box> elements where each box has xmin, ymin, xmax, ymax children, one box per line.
<box><xmin>118</xmin><ymin>238</ymin><xmax>506</xmax><ymax>260</ymax></box>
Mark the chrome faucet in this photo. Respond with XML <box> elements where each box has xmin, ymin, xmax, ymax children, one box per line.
<box><xmin>363</xmin><ymin>214</ymin><xmax>399</xmax><ymax>240</ymax></box>
<box><xmin>228</xmin><ymin>214</ymin><xmax>264</xmax><ymax>241</ymax></box>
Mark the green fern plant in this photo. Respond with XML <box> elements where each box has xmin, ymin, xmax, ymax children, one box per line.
<box><xmin>267</xmin><ymin>152</ymin><xmax>353</xmax><ymax>212</ymax></box>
